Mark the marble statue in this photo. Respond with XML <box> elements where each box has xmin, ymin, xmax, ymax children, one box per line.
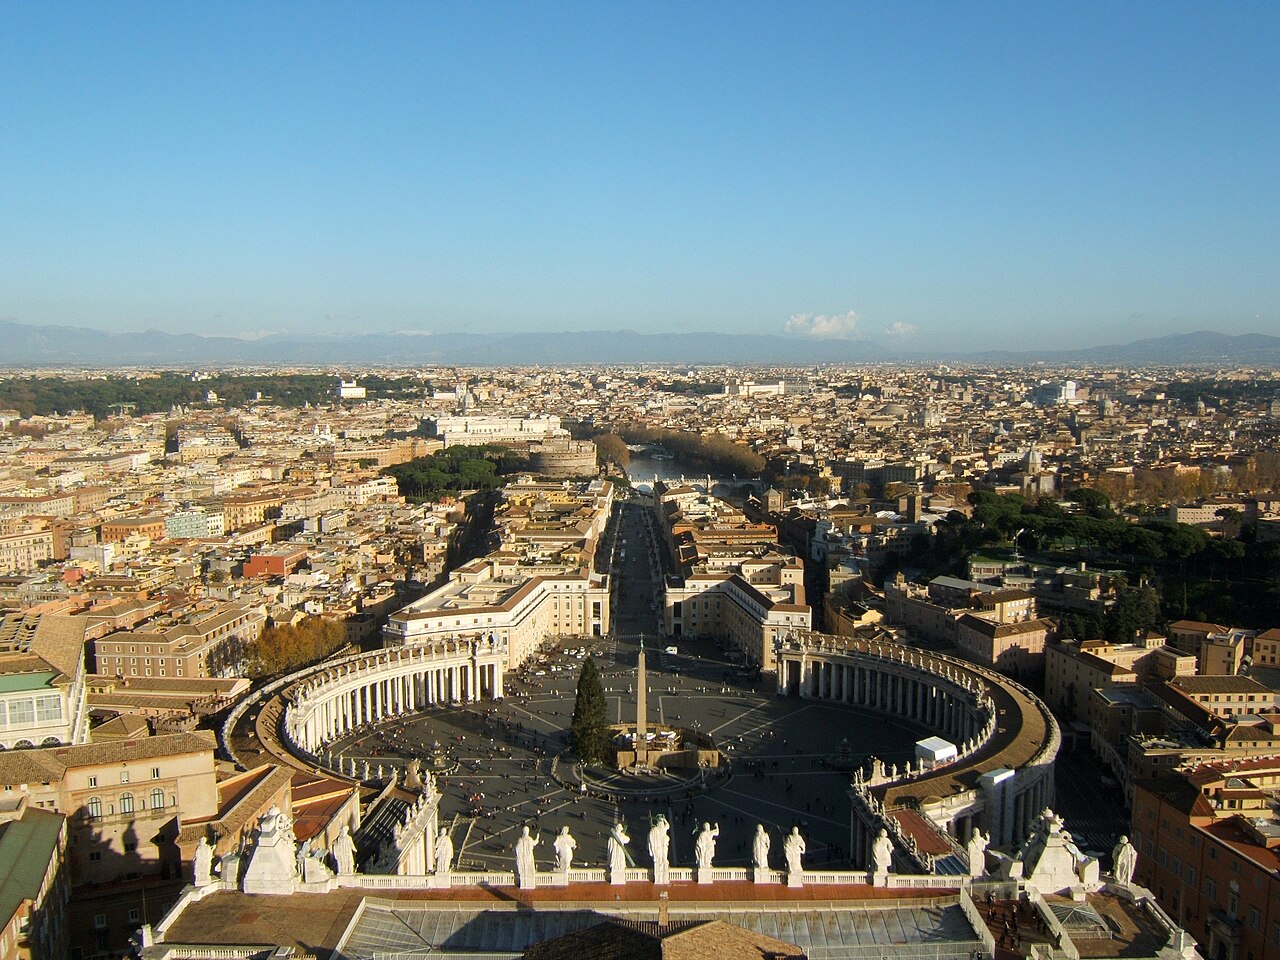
<box><xmin>242</xmin><ymin>805</ymin><xmax>301</xmax><ymax>895</ymax></box>
<box><xmin>1112</xmin><ymin>835</ymin><xmax>1137</xmax><ymax>885</ymax></box>
<box><xmin>331</xmin><ymin>824</ymin><xmax>357</xmax><ymax>876</ymax></box>
<box><xmin>607</xmin><ymin>821</ymin><xmax>630</xmax><ymax>878</ymax></box>
<box><xmin>694</xmin><ymin>822</ymin><xmax>720</xmax><ymax>870</ymax></box>
<box><xmin>784</xmin><ymin>826</ymin><xmax>806</xmax><ymax>876</ymax></box>
<box><xmin>553</xmin><ymin>826</ymin><xmax>576</xmax><ymax>874</ymax></box>
<box><xmin>434</xmin><ymin>827</ymin><xmax>454</xmax><ymax>876</ymax></box>
<box><xmin>296</xmin><ymin>838</ymin><xmax>311</xmax><ymax>878</ymax></box>
<box><xmin>871</xmin><ymin>829</ymin><xmax>893</xmax><ymax>875</ymax></box>
<box><xmin>648</xmin><ymin>815</ymin><xmax>671</xmax><ymax>885</ymax></box>
<box><xmin>515</xmin><ymin>826</ymin><xmax>539</xmax><ymax>887</ymax></box>
<box><xmin>404</xmin><ymin>758</ymin><xmax>424</xmax><ymax>790</ymax></box>
<box><xmin>194</xmin><ymin>835</ymin><xmax>214</xmax><ymax>887</ymax></box>
<box><xmin>752</xmin><ymin>824</ymin><xmax>771</xmax><ymax>870</ymax></box>
<box><xmin>967</xmin><ymin>829</ymin><xmax>989</xmax><ymax>879</ymax></box>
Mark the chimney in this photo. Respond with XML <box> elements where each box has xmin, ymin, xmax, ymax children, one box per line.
<box><xmin>658</xmin><ymin>891</ymin><xmax>669</xmax><ymax>929</ymax></box>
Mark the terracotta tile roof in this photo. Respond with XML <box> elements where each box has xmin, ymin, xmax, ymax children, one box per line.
<box><xmin>0</xmin><ymin>731</ymin><xmax>215</xmax><ymax>785</ymax></box>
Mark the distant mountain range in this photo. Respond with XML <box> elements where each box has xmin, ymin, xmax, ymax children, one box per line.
<box><xmin>0</xmin><ymin>319</ymin><xmax>1277</xmax><ymax>368</ymax></box>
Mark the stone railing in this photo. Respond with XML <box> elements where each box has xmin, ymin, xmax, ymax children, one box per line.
<box><xmin>806</xmin><ymin>942</ymin><xmax>987</xmax><ymax>960</ymax></box>
<box><xmin>218</xmin><ymin>647</ymin><xmax>374</xmax><ymax>768</ymax></box>
<box><xmin>958</xmin><ymin>886</ymin><xmax>997</xmax><ymax>958</ymax></box>
<box><xmin>1027</xmin><ymin>886</ymin><xmax>1079</xmax><ymax>960</ymax></box>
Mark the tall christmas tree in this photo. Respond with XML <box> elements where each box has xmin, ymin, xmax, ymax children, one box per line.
<box><xmin>570</xmin><ymin>654</ymin><xmax>610</xmax><ymax>763</ymax></box>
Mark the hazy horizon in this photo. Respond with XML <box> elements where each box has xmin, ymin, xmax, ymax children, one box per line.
<box><xmin>3</xmin><ymin>2</ymin><xmax>1277</xmax><ymax>352</ymax></box>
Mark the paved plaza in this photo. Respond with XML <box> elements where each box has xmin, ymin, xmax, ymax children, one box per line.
<box><xmin>326</xmin><ymin>630</ymin><xmax>931</xmax><ymax>873</ymax></box>
<box><xmin>325</xmin><ymin>500</ymin><xmax>934</xmax><ymax>872</ymax></box>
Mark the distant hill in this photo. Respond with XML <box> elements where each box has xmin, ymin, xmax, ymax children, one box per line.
<box><xmin>0</xmin><ymin>320</ymin><xmax>887</xmax><ymax>366</ymax></box>
<box><xmin>957</xmin><ymin>331</ymin><xmax>1280</xmax><ymax>366</ymax></box>
<box><xmin>0</xmin><ymin>319</ymin><xmax>1276</xmax><ymax>367</ymax></box>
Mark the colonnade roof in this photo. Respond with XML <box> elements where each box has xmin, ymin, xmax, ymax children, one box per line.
<box><xmin>784</xmin><ymin>631</ymin><xmax>1052</xmax><ymax>809</ymax></box>
<box><xmin>878</xmin><ymin>666</ymin><xmax>1050</xmax><ymax>809</ymax></box>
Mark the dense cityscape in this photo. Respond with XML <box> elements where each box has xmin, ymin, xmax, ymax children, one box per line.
<box><xmin>0</xmin><ymin>365</ymin><xmax>1277</xmax><ymax>959</ymax></box>
<box><xmin>6</xmin><ymin>1</ymin><xmax>1280</xmax><ymax>957</ymax></box>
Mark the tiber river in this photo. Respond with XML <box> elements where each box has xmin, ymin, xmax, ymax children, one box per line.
<box><xmin>624</xmin><ymin>448</ymin><xmax>761</xmax><ymax>489</ymax></box>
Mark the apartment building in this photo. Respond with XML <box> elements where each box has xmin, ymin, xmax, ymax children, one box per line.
<box><xmin>1132</xmin><ymin>757</ymin><xmax>1280</xmax><ymax>960</ymax></box>
<box><xmin>0</xmin><ymin>613</ymin><xmax>90</xmax><ymax>750</ymax></box>
<box><xmin>0</xmin><ymin>732</ymin><xmax>219</xmax><ymax>885</ymax></box>
<box><xmin>0</xmin><ymin>529</ymin><xmax>53</xmax><ymax>575</ymax></box>
<box><xmin>163</xmin><ymin>509</ymin><xmax>225</xmax><ymax>539</ymax></box>
<box><xmin>1044</xmin><ymin>636</ymin><xmax>1193</xmax><ymax>720</ymax></box>
<box><xmin>954</xmin><ymin>612</ymin><xmax>1052</xmax><ymax>674</ymax></box>
<box><xmin>0</xmin><ymin>799</ymin><xmax>67</xmax><ymax>960</ymax></box>
<box><xmin>655</xmin><ymin>482</ymin><xmax>811</xmax><ymax>671</ymax></box>
<box><xmin>91</xmin><ymin>600</ymin><xmax>266</xmax><ymax>679</ymax></box>
<box><xmin>1256</xmin><ymin>629</ymin><xmax>1280</xmax><ymax>669</ymax></box>
<box><xmin>1165</xmin><ymin>676</ymin><xmax>1279</xmax><ymax>720</ymax></box>
<box><xmin>384</xmin><ymin>558</ymin><xmax>610</xmax><ymax>668</ymax></box>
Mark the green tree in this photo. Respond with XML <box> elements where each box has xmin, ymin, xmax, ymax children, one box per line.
<box><xmin>569</xmin><ymin>655</ymin><xmax>611</xmax><ymax>764</ymax></box>
<box><xmin>1104</xmin><ymin>584</ymin><xmax>1162</xmax><ymax>643</ymax></box>
<box><xmin>1066</xmin><ymin>487</ymin><xmax>1113</xmax><ymax>518</ymax></box>
<box><xmin>592</xmin><ymin>432</ymin><xmax>631</xmax><ymax>469</ymax></box>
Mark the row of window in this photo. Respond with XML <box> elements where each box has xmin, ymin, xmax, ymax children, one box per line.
<box><xmin>108</xmin><ymin>661</ymin><xmax>182</xmax><ymax>677</ymax></box>
<box><xmin>0</xmin><ymin>694</ymin><xmax>63</xmax><ymax>729</ymax></box>
<box><xmin>85</xmin><ymin>789</ymin><xmax>169</xmax><ymax>817</ymax></box>
<box><xmin>86</xmin><ymin>767</ymin><xmax>161</xmax><ymax>787</ymax></box>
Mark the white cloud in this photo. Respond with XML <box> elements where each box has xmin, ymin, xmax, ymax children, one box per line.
<box><xmin>883</xmin><ymin>321</ymin><xmax>917</xmax><ymax>338</ymax></box>
<box><xmin>784</xmin><ymin>311</ymin><xmax>861</xmax><ymax>340</ymax></box>
<box><xmin>394</xmin><ymin>329</ymin><xmax>435</xmax><ymax>337</ymax></box>
<box><xmin>233</xmin><ymin>330</ymin><xmax>278</xmax><ymax>341</ymax></box>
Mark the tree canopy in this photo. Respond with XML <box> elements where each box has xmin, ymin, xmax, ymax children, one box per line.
<box><xmin>569</xmin><ymin>655</ymin><xmax>611</xmax><ymax>764</ymax></box>
<box><xmin>382</xmin><ymin>445</ymin><xmax>530</xmax><ymax>502</ymax></box>
<box><xmin>248</xmin><ymin>617</ymin><xmax>347</xmax><ymax>678</ymax></box>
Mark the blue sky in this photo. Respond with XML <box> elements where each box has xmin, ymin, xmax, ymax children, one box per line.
<box><xmin>2</xmin><ymin>2</ymin><xmax>1277</xmax><ymax>351</ymax></box>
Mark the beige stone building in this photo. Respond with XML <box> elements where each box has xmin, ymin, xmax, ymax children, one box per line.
<box><xmin>0</xmin><ymin>613</ymin><xmax>90</xmax><ymax>750</ymax></box>
<box><xmin>0</xmin><ymin>732</ymin><xmax>219</xmax><ymax>885</ymax></box>
<box><xmin>91</xmin><ymin>601</ymin><xmax>266</xmax><ymax>680</ymax></box>
<box><xmin>0</xmin><ymin>529</ymin><xmax>54</xmax><ymax>576</ymax></box>
<box><xmin>954</xmin><ymin>613</ymin><xmax>1052</xmax><ymax>674</ymax></box>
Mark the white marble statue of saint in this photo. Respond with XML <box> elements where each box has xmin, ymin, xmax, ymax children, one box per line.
<box><xmin>194</xmin><ymin>835</ymin><xmax>214</xmax><ymax>887</ymax></box>
<box><xmin>553</xmin><ymin>826</ymin><xmax>576</xmax><ymax>874</ymax></box>
<box><xmin>608</xmin><ymin>821</ymin><xmax>630</xmax><ymax>876</ymax></box>
<box><xmin>1111</xmin><ymin>835</ymin><xmax>1137</xmax><ymax>885</ymax></box>
<box><xmin>648</xmin><ymin>815</ymin><xmax>671</xmax><ymax>884</ymax></box>
<box><xmin>296</xmin><ymin>837</ymin><xmax>311</xmax><ymax>878</ymax></box>
<box><xmin>694</xmin><ymin>822</ymin><xmax>720</xmax><ymax>870</ymax></box>
<box><xmin>331</xmin><ymin>824</ymin><xmax>357</xmax><ymax>876</ymax></box>
<box><xmin>871</xmin><ymin>828</ymin><xmax>894</xmax><ymax>875</ymax></box>
<box><xmin>434</xmin><ymin>827</ymin><xmax>454</xmax><ymax>876</ymax></box>
<box><xmin>752</xmin><ymin>824</ymin><xmax>771</xmax><ymax>870</ymax></box>
<box><xmin>515</xmin><ymin>826</ymin><xmax>539</xmax><ymax>886</ymax></box>
<box><xmin>784</xmin><ymin>826</ymin><xmax>805</xmax><ymax>876</ymax></box>
<box><xmin>966</xmin><ymin>829</ymin><xmax>989</xmax><ymax>879</ymax></box>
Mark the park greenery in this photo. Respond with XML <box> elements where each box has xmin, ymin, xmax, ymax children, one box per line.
<box><xmin>908</xmin><ymin>490</ymin><xmax>1280</xmax><ymax>629</ymax></box>
<box><xmin>591</xmin><ymin>432</ymin><xmax>630</xmax><ymax>468</ymax></box>
<box><xmin>247</xmin><ymin>617</ymin><xmax>348</xmax><ymax>678</ymax></box>
<box><xmin>382</xmin><ymin>445</ymin><xmax>530</xmax><ymax>503</ymax></box>
<box><xmin>569</xmin><ymin>655</ymin><xmax>611</xmax><ymax>764</ymax></box>
<box><xmin>0</xmin><ymin>372</ymin><xmax>431</xmax><ymax>420</ymax></box>
<box><xmin>762</xmin><ymin>459</ymin><xmax>833</xmax><ymax>497</ymax></box>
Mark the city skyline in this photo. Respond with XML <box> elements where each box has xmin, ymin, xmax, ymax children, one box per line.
<box><xmin>3</xmin><ymin>2</ymin><xmax>1278</xmax><ymax>352</ymax></box>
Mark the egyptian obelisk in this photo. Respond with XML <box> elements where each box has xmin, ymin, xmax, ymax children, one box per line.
<box><xmin>636</xmin><ymin>634</ymin><xmax>647</xmax><ymax>763</ymax></box>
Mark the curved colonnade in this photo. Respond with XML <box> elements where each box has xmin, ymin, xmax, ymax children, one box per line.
<box><xmin>774</xmin><ymin>630</ymin><xmax>1059</xmax><ymax>862</ymax></box>
<box><xmin>279</xmin><ymin>635</ymin><xmax>507</xmax><ymax>779</ymax></box>
<box><xmin>249</xmin><ymin>625</ymin><xmax>1055</xmax><ymax>874</ymax></box>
